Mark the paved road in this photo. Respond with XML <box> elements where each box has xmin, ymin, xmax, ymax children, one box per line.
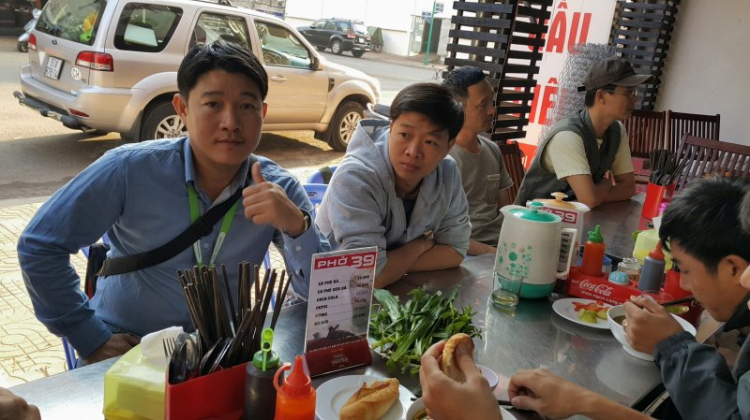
<box><xmin>0</xmin><ymin>37</ymin><xmax>432</xmax><ymax>202</ymax></box>
<box><xmin>317</xmin><ymin>50</ymin><xmax>439</xmax><ymax>103</ymax></box>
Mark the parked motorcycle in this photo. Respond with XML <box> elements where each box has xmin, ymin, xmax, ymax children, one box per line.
<box><xmin>365</xmin><ymin>103</ymin><xmax>390</xmax><ymax>120</ymax></box>
<box><xmin>17</xmin><ymin>5</ymin><xmax>41</xmax><ymax>52</ymax></box>
<box><xmin>367</xmin><ymin>26</ymin><xmax>384</xmax><ymax>53</ymax></box>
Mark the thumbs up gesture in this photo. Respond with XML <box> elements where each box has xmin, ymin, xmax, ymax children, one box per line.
<box><xmin>243</xmin><ymin>162</ymin><xmax>307</xmax><ymax>236</ymax></box>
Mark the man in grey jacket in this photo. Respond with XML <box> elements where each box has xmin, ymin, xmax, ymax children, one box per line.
<box><xmin>624</xmin><ymin>177</ymin><xmax>750</xmax><ymax>420</ymax></box>
<box><xmin>316</xmin><ymin>83</ymin><xmax>470</xmax><ymax>288</ymax></box>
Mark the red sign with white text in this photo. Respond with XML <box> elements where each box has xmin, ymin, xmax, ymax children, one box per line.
<box><xmin>305</xmin><ymin>247</ymin><xmax>377</xmax><ymax>376</ymax></box>
<box><xmin>314</xmin><ymin>252</ymin><xmax>376</xmax><ymax>270</ymax></box>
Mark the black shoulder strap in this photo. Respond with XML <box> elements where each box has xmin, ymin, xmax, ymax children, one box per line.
<box><xmin>97</xmin><ymin>155</ymin><xmax>258</xmax><ymax>276</ymax></box>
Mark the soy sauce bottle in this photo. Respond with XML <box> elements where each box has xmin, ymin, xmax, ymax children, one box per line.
<box><xmin>244</xmin><ymin>328</ymin><xmax>280</xmax><ymax>420</ymax></box>
<box><xmin>638</xmin><ymin>241</ymin><xmax>667</xmax><ymax>291</ymax></box>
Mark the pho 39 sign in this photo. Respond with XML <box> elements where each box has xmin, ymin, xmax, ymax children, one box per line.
<box><xmin>304</xmin><ymin>247</ymin><xmax>377</xmax><ymax>376</ymax></box>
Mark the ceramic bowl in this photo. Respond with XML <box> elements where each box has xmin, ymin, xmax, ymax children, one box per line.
<box><xmin>607</xmin><ymin>304</ymin><xmax>696</xmax><ymax>361</ymax></box>
<box><xmin>406</xmin><ymin>397</ymin><xmax>427</xmax><ymax>420</ymax></box>
<box><xmin>478</xmin><ymin>364</ymin><xmax>499</xmax><ymax>391</ymax></box>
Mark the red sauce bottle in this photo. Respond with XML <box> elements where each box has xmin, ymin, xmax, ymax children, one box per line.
<box><xmin>581</xmin><ymin>225</ymin><xmax>605</xmax><ymax>277</ymax></box>
<box><xmin>274</xmin><ymin>355</ymin><xmax>316</xmax><ymax>420</ymax></box>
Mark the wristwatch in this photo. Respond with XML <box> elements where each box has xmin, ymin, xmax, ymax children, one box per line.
<box><xmin>287</xmin><ymin>211</ymin><xmax>311</xmax><ymax>238</ymax></box>
<box><xmin>301</xmin><ymin>212</ymin><xmax>311</xmax><ymax>233</ymax></box>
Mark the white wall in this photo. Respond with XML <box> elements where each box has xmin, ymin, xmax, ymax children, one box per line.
<box><xmin>656</xmin><ymin>0</ymin><xmax>748</xmax><ymax>145</ymax></box>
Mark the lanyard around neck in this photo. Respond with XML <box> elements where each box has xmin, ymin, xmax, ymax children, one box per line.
<box><xmin>187</xmin><ymin>183</ymin><xmax>239</xmax><ymax>267</ymax></box>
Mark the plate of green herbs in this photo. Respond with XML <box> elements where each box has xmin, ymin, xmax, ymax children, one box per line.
<box><xmin>369</xmin><ymin>287</ymin><xmax>482</xmax><ymax>376</ymax></box>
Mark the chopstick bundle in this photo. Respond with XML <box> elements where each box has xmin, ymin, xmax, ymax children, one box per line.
<box><xmin>176</xmin><ymin>263</ymin><xmax>290</xmax><ymax>370</ymax></box>
<box><xmin>649</xmin><ymin>149</ymin><xmax>688</xmax><ymax>186</ymax></box>
<box><xmin>271</xmin><ymin>271</ymin><xmax>291</xmax><ymax>330</ymax></box>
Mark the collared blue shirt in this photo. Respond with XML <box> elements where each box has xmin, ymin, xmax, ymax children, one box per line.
<box><xmin>17</xmin><ymin>138</ymin><xmax>329</xmax><ymax>358</ymax></box>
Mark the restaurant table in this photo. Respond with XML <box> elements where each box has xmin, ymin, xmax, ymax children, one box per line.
<box><xmin>11</xmin><ymin>198</ymin><xmax>665</xmax><ymax>420</ymax></box>
<box><xmin>583</xmin><ymin>194</ymin><xmax>648</xmax><ymax>260</ymax></box>
<box><xmin>10</xmin><ymin>268</ymin><xmax>663</xmax><ymax>419</ymax></box>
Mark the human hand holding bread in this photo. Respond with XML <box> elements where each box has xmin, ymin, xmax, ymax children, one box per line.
<box><xmin>419</xmin><ymin>334</ymin><xmax>502</xmax><ymax>420</ymax></box>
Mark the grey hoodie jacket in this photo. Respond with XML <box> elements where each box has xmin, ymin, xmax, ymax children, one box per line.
<box><xmin>315</xmin><ymin>120</ymin><xmax>470</xmax><ymax>275</ymax></box>
<box><xmin>655</xmin><ymin>294</ymin><xmax>750</xmax><ymax>420</ymax></box>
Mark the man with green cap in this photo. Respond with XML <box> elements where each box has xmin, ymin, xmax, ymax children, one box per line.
<box><xmin>515</xmin><ymin>57</ymin><xmax>652</xmax><ymax>209</ymax></box>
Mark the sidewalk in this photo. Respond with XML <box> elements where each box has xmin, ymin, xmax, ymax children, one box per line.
<box><xmin>373</xmin><ymin>51</ymin><xmax>446</xmax><ymax>70</ymax></box>
<box><xmin>0</xmin><ymin>200</ymin><xmax>71</xmax><ymax>387</ymax></box>
<box><xmin>0</xmin><ymin>166</ymin><xmax>328</xmax><ymax>386</ymax></box>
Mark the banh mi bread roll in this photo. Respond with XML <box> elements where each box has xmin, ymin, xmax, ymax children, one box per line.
<box><xmin>339</xmin><ymin>378</ymin><xmax>400</xmax><ymax>420</ymax></box>
<box><xmin>439</xmin><ymin>333</ymin><xmax>475</xmax><ymax>382</ymax></box>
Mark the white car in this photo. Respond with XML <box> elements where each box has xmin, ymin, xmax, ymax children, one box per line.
<box><xmin>14</xmin><ymin>0</ymin><xmax>380</xmax><ymax>151</ymax></box>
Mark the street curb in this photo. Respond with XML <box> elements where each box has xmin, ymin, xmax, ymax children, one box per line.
<box><xmin>369</xmin><ymin>52</ymin><xmax>446</xmax><ymax>70</ymax></box>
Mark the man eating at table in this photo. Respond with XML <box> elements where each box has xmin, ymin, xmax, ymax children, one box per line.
<box><xmin>515</xmin><ymin>57</ymin><xmax>648</xmax><ymax>209</ymax></box>
<box><xmin>315</xmin><ymin>83</ymin><xmax>470</xmax><ymax>288</ymax></box>
<box><xmin>442</xmin><ymin>66</ymin><xmax>514</xmax><ymax>256</ymax></box>
<box><xmin>420</xmin><ymin>177</ymin><xmax>750</xmax><ymax>420</ymax></box>
<box><xmin>17</xmin><ymin>41</ymin><xmax>329</xmax><ymax>366</ymax></box>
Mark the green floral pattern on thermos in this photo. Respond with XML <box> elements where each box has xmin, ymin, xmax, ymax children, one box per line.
<box><xmin>496</xmin><ymin>241</ymin><xmax>532</xmax><ymax>279</ymax></box>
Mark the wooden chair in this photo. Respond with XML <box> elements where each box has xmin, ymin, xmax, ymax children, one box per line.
<box><xmin>674</xmin><ymin>135</ymin><xmax>750</xmax><ymax>190</ymax></box>
<box><xmin>498</xmin><ymin>141</ymin><xmax>526</xmax><ymax>203</ymax></box>
<box><xmin>666</xmin><ymin>111</ymin><xmax>720</xmax><ymax>152</ymax></box>
<box><xmin>622</xmin><ymin>109</ymin><xmax>667</xmax><ymax>159</ymax></box>
<box><xmin>622</xmin><ymin>110</ymin><xmax>667</xmax><ymax>190</ymax></box>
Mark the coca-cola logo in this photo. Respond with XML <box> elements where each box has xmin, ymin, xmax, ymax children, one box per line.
<box><xmin>578</xmin><ymin>280</ymin><xmax>614</xmax><ymax>297</ymax></box>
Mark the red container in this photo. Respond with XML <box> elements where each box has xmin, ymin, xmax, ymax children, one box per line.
<box><xmin>642</xmin><ymin>182</ymin><xmax>676</xmax><ymax>219</ymax></box>
<box><xmin>568</xmin><ymin>267</ymin><xmax>639</xmax><ymax>306</ymax></box>
<box><xmin>165</xmin><ymin>362</ymin><xmax>247</xmax><ymax>420</ymax></box>
<box><xmin>662</xmin><ymin>268</ymin><xmax>703</xmax><ymax>327</ymax></box>
<box><xmin>568</xmin><ymin>267</ymin><xmax>703</xmax><ymax>327</ymax></box>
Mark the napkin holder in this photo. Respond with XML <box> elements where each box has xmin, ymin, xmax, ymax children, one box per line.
<box><xmin>103</xmin><ymin>345</ymin><xmax>165</xmax><ymax>420</ymax></box>
<box><xmin>165</xmin><ymin>361</ymin><xmax>248</xmax><ymax>420</ymax></box>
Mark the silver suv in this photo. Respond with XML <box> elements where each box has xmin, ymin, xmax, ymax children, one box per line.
<box><xmin>13</xmin><ymin>0</ymin><xmax>380</xmax><ymax>151</ymax></box>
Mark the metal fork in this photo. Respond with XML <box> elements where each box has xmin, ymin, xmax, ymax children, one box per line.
<box><xmin>163</xmin><ymin>336</ymin><xmax>177</xmax><ymax>362</ymax></box>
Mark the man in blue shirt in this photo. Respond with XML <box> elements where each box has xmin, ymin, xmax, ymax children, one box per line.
<box><xmin>17</xmin><ymin>41</ymin><xmax>329</xmax><ymax>364</ymax></box>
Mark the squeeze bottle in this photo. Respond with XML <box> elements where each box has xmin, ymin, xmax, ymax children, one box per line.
<box><xmin>638</xmin><ymin>241</ymin><xmax>667</xmax><ymax>291</ymax></box>
<box><xmin>273</xmin><ymin>355</ymin><xmax>316</xmax><ymax>420</ymax></box>
<box><xmin>244</xmin><ymin>328</ymin><xmax>280</xmax><ymax>420</ymax></box>
<box><xmin>580</xmin><ymin>225</ymin><xmax>606</xmax><ymax>277</ymax></box>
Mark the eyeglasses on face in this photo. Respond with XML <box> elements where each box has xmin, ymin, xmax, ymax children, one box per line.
<box><xmin>604</xmin><ymin>89</ymin><xmax>639</xmax><ymax>100</ymax></box>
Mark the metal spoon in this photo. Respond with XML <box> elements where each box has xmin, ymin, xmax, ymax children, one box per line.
<box><xmin>199</xmin><ymin>337</ymin><xmax>227</xmax><ymax>376</ymax></box>
<box><xmin>168</xmin><ymin>335</ymin><xmax>199</xmax><ymax>384</ymax></box>
<box><xmin>182</xmin><ymin>336</ymin><xmax>200</xmax><ymax>381</ymax></box>
<box><xmin>206</xmin><ymin>338</ymin><xmax>232</xmax><ymax>375</ymax></box>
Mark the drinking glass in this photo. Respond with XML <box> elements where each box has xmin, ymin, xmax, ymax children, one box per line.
<box><xmin>491</xmin><ymin>273</ymin><xmax>523</xmax><ymax>308</ymax></box>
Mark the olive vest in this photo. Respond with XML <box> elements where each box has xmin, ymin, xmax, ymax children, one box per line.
<box><xmin>514</xmin><ymin>108</ymin><xmax>621</xmax><ymax>205</ymax></box>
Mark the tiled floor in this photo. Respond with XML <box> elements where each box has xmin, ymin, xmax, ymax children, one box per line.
<box><xmin>0</xmin><ymin>202</ymin><xmax>73</xmax><ymax>387</ymax></box>
<box><xmin>0</xmin><ymin>166</ymin><xmax>328</xmax><ymax>387</ymax></box>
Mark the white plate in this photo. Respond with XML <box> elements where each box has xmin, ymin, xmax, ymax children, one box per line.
<box><xmin>405</xmin><ymin>397</ymin><xmax>516</xmax><ymax>420</ymax></box>
<box><xmin>316</xmin><ymin>375</ymin><xmax>411</xmax><ymax>420</ymax></box>
<box><xmin>552</xmin><ymin>298</ymin><xmax>612</xmax><ymax>330</ymax></box>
